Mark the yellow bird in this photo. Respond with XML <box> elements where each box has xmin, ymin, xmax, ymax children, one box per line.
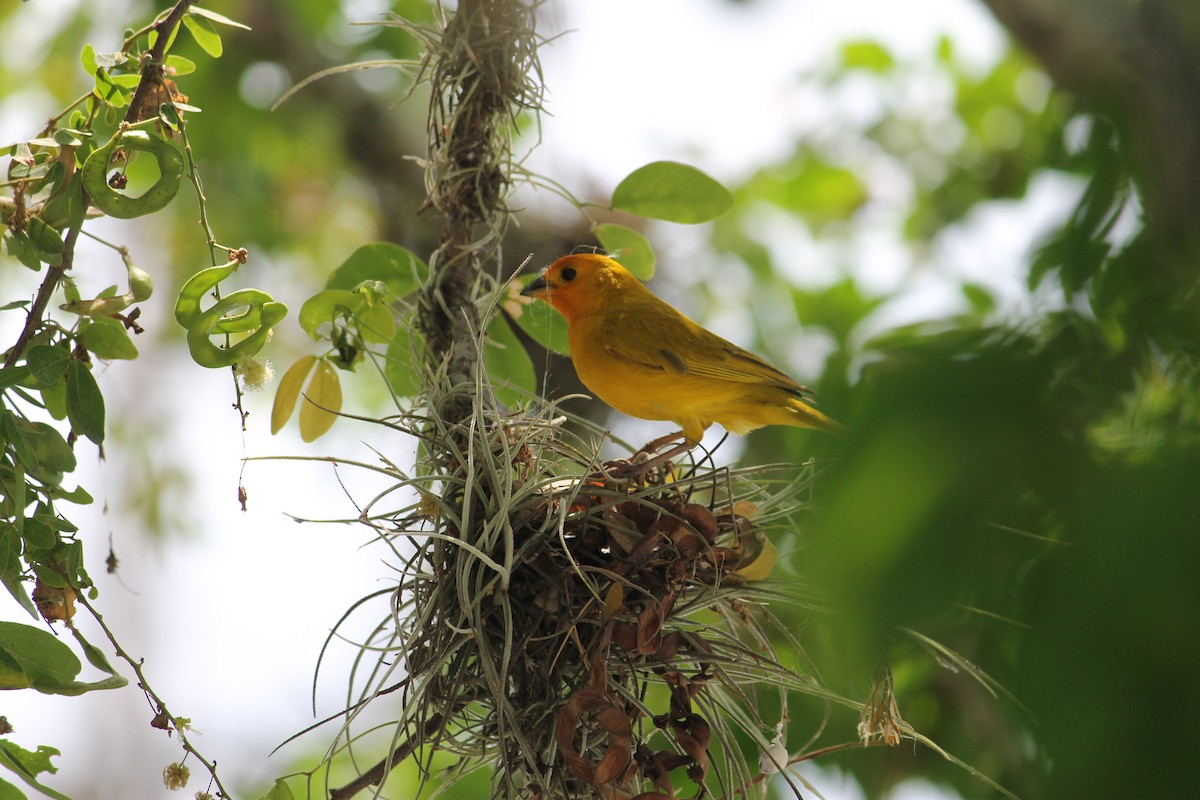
<box><xmin>521</xmin><ymin>253</ymin><xmax>843</xmax><ymax>447</ymax></box>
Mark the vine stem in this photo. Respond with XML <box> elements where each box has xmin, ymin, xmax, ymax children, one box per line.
<box><xmin>72</xmin><ymin>588</ymin><xmax>234</xmax><ymax>800</ymax></box>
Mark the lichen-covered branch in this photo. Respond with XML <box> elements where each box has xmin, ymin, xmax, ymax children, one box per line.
<box><xmin>980</xmin><ymin>0</ymin><xmax>1200</xmax><ymax>247</ymax></box>
<box><xmin>418</xmin><ymin>0</ymin><xmax>542</xmax><ymax>422</ymax></box>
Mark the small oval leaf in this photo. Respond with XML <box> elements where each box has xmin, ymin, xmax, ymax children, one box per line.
<box><xmin>509</xmin><ymin>277</ymin><xmax>570</xmax><ymax>356</ymax></box>
<box><xmin>298</xmin><ymin>360</ymin><xmax>342</xmax><ymax>442</ymax></box>
<box><xmin>593</xmin><ymin>223</ymin><xmax>656</xmax><ymax>279</ymax></box>
<box><xmin>612</xmin><ymin>161</ymin><xmax>733</xmax><ymax>224</ymax></box>
<box><xmin>271</xmin><ymin>355</ymin><xmax>317</xmax><ymax>434</ymax></box>
<box><xmin>66</xmin><ymin>363</ymin><xmax>105</xmax><ymax>445</ymax></box>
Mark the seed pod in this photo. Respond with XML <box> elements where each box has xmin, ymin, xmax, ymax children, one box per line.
<box><xmin>683</xmin><ymin>503</ymin><xmax>719</xmax><ymax>542</ymax></box>
<box><xmin>81</xmin><ymin>129</ymin><xmax>184</xmax><ymax>219</ymax></box>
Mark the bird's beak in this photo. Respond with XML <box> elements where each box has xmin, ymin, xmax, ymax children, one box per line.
<box><xmin>521</xmin><ymin>273</ymin><xmax>549</xmax><ymax>298</ymax></box>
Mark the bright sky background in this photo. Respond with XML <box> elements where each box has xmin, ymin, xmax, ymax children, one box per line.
<box><xmin>1</xmin><ymin>1</ymin><xmax>1061</xmax><ymax>798</ymax></box>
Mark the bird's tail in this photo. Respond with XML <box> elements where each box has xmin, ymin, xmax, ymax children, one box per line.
<box><xmin>787</xmin><ymin>396</ymin><xmax>847</xmax><ymax>436</ymax></box>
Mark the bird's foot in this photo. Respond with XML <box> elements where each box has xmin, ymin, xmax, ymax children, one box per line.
<box><xmin>601</xmin><ymin>432</ymin><xmax>694</xmax><ymax>483</ymax></box>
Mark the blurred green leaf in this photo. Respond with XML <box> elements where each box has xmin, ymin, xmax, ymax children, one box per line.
<box><xmin>593</xmin><ymin>223</ymin><xmax>655</xmax><ymax>279</ymax></box>
<box><xmin>325</xmin><ymin>242</ymin><xmax>428</xmax><ymax>296</ymax></box>
<box><xmin>263</xmin><ymin>778</ymin><xmax>296</xmax><ymax>800</ymax></box>
<box><xmin>509</xmin><ymin>278</ymin><xmax>569</xmax><ymax>356</ymax></box>
<box><xmin>483</xmin><ymin>316</ymin><xmax>535</xmax><ymax>409</ymax></box>
<box><xmin>747</xmin><ymin>154</ymin><xmax>867</xmax><ymax>228</ymax></box>
<box><xmin>298</xmin><ymin>359</ymin><xmax>341</xmax><ymax>442</ymax></box>
<box><xmin>271</xmin><ymin>355</ymin><xmax>317</xmax><ymax>435</ymax></box>
<box><xmin>384</xmin><ymin>321</ymin><xmax>424</xmax><ymax>398</ymax></box>
<box><xmin>298</xmin><ymin>290</ymin><xmax>360</xmax><ymax>341</ymax></box>
<box><xmin>840</xmin><ymin>40</ymin><xmax>895</xmax><ymax>72</ymax></box>
<box><xmin>612</xmin><ymin>161</ymin><xmax>733</xmax><ymax>223</ymax></box>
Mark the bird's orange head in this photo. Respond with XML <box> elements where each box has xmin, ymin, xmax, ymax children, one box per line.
<box><xmin>520</xmin><ymin>253</ymin><xmax>646</xmax><ymax>324</ymax></box>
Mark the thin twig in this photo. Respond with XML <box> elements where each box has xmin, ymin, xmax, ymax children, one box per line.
<box><xmin>72</xmin><ymin>589</ymin><xmax>234</xmax><ymax>800</ymax></box>
<box><xmin>328</xmin><ymin>713</ymin><xmax>445</xmax><ymax>800</ymax></box>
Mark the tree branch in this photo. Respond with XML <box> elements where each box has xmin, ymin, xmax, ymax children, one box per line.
<box><xmin>979</xmin><ymin>0</ymin><xmax>1200</xmax><ymax>237</ymax></box>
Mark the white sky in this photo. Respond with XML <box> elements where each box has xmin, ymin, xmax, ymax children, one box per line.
<box><xmin>0</xmin><ymin>1</ymin><xmax>1054</xmax><ymax>798</ymax></box>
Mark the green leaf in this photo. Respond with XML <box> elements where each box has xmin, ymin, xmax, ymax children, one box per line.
<box><xmin>263</xmin><ymin>778</ymin><xmax>296</xmax><ymax>800</ymax></box>
<box><xmin>182</xmin><ymin>14</ymin><xmax>223</xmax><ymax>57</ymax></box>
<box><xmin>11</xmin><ymin>420</ymin><xmax>75</xmax><ymax>481</ymax></box>
<box><xmin>612</xmin><ymin>161</ymin><xmax>733</xmax><ymax>224</ymax></box>
<box><xmin>73</xmin><ymin>628</ymin><xmax>119</xmax><ymax>676</ymax></box>
<box><xmin>840</xmin><ymin>40</ymin><xmax>896</xmax><ymax>72</ymax></box>
<box><xmin>163</xmin><ymin>54</ymin><xmax>196</xmax><ymax>77</ymax></box>
<box><xmin>19</xmin><ymin>517</ymin><xmax>54</xmax><ymax>551</ymax></box>
<box><xmin>271</xmin><ymin>355</ymin><xmax>317</xmax><ymax>435</ymax></box>
<box><xmin>483</xmin><ymin>316</ymin><xmax>535</xmax><ymax>409</ymax></box>
<box><xmin>0</xmin><ymin>621</ymin><xmax>81</xmax><ymax>691</ymax></box>
<box><xmin>52</xmin><ymin>128</ymin><xmax>86</xmax><ymax>147</ymax></box>
<box><xmin>40</xmin><ymin>180</ymin><xmax>84</xmax><ymax>231</ymax></box>
<box><xmin>24</xmin><ymin>346</ymin><xmax>70</xmax><ymax>386</ymax></box>
<box><xmin>593</xmin><ymin>223</ymin><xmax>656</xmax><ymax>279</ymax></box>
<box><xmin>80</xmin><ymin>44</ymin><xmax>97</xmax><ymax>75</ymax></box>
<box><xmin>1</xmin><ymin>230</ymin><xmax>41</xmax><ymax>272</ymax></box>
<box><xmin>78</xmin><ymin>318</ymin><xmax>138</xmax><ymax>360</ymax></box>
<box><xmin>0</xmin><ymin>367</ymin><xmax>32</xmax><ymax>391</ymax></box>
<box><xmin>0</xmin><ymin>740</ymin><xmax>69</xmax><ymax>800</ymax></box>
<box><xmin>0</xmin><ymin>776</ymin><xmax>28</xmax><ymax>800</ymax></box>
<box><xmin>190</xmin><ymin>6</ymin><xmax>252</xmax><ymax>31</ymax></box>
<box><xmin>325</xmin><ymin>242</ymin><xmax>427</xmax><ymax>296</ymax></box>
<box><xmin>748</xmin><ymin>155</ymin><xmax>868</xmax><ymax>227</ymax></box>
<box><xmin>384</xmin><ymin>322</ymin><xmax>424</xmax><ymax>398</ymax></box>
<box><xmin>0</xmin><ymin>621</ymin><xmax>122</xmax><ymax>697</ymax></box>
<box><xmin>65</xmin><ymin>363</ymin><xmax>104</xmax><ymax>445</ymax></box>
<box><xmin>39</xmin><ymin>380</ymin><xmax>67</xmax><ymax>422</ymax></box>
<box><xmin>298</xmin><ymin>290</ymin><xmax>361</xmax><ymax>341</ymax></box>
<box><xmin>0</xmin><ymin>524</ymin><xmax>37</xmax><ymax>619</ymax></box>
<box><xmin>44</xmin><ymin>485</ymin><xmax>92</xmax><ymax>505</ymax></box>
<box><xmin>508</xmin><ymin>279</ymin><xmax>569</xmax><ymax>356</ymax></box>
<box><xmin>358</xmin><ymin>300</ymin><xmax>395</xmax><ymax>345</ymax></box>
<box><xmin>25</xmin><ymin>219</ymin><xmax>63</xmax><ymax>257</ymax></box>
<box><xmin>961</xmin><ymin>282</ymin><xmax>997</xmax><ymax>315</ymax></box>
<box><xmin>1</xmin><ymin>413</ymin><xmax>37</xmax><ymax>473</ymax></box>
<box><xmin>298</xmin><ymin>360</ymin><xmax>341</xmax><ymax>442</ymax></box>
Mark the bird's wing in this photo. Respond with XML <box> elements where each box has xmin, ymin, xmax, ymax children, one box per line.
<box><xmin>597</xmin><ymin>304</ymin><xmax>811</xmax><ymax>394</ymax></box>
<box><xmin>686</xmin><ymin>341</ymin><xmax>813</xmax><ymax>395</ymax></box>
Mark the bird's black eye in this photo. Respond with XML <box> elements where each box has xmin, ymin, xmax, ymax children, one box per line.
<box><xmin>560</xmin><ymin>267</ymin><xmax>577</xmax><ymax>282</ymax></box>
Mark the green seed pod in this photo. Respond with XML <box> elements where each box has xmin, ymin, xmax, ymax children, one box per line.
<box><xmin>80</xmin><ymin>129</ymin><xmax>184</xmax><ymax>219</ymax></box>
<box><xmin>175</xmin><ymin>260</ymin><xmax>288</xmax><ymax>369</ymax></box>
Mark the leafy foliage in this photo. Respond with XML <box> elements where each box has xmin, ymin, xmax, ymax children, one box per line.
<box><xmin>0</xmin><ymin>2</ymin><xmax>274</xmax><ymax>797</ymax></box>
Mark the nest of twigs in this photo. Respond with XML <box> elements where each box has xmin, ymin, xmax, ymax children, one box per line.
<box><xmin>308</xmin><ymin>367</ymin><xmax>839</xmax><ymax>800</ymax></box>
